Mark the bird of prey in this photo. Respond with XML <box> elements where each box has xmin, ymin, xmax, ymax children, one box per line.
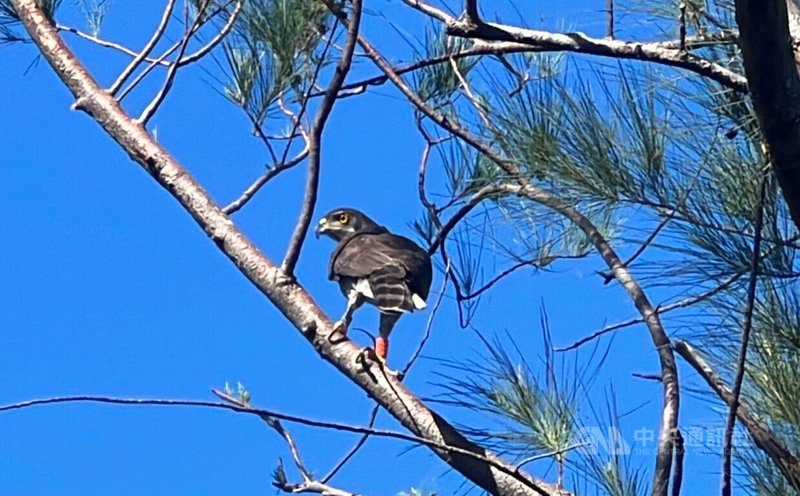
<box><xmin>315</xmin><ymin>207</ymin><xmax>432</xmax><ymax>364</ymax></box>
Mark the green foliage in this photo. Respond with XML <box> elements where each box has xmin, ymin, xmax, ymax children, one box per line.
<box><xmin>436</xmin><ymin>331</ymin><xmax>577</xmax><ymax>457</ymax></box>
<box><xmin>221</xmin><ymin>0</ymin><xmax>330</xmax><ymax>121</ymax></box>
<box><xmin>415</xmin><ymin>25</ymin><xmax>478</xmax><ymax>105</ymax></box>
<box><xmin>0</xmin><ymin>0</ymin><xmax>60</xmax><ymax>43</ymax></box>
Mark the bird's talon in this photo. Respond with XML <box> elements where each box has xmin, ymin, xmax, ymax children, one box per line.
<box><xmin>354</xmin><ymin>347</ymin><xmax>400</xmax><ymax>379</ymax></box>
<box><xmin>332</xmin><ymin>319</ymin><xmax>348</xmax><ymax>335</ymax></box>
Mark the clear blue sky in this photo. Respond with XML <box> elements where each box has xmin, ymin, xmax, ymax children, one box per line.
<box><xmin>1</xmin><ymin>1</ymin><xmax>727</xmax><ymax>494</ymax></box>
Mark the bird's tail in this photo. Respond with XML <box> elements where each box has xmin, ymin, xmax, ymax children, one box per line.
<box><xmin>370</xmin><ymin>264</ymin><xmax>415</xmax><ymax>313</ymax></box>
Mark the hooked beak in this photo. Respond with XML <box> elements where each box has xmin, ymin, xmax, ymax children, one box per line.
<box><xmin>315</xmin><ymin>218</ymin><xmax>328</xmax><ymax>239</ymax></box>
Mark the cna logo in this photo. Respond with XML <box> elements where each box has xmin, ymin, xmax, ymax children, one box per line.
<box><xmin>574</xmin><ymin>426</ymin><xmax>632</xmax><ymax>455</ymax></box>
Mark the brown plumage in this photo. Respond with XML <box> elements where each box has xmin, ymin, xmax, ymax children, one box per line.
<box><xmin>316</xmin><ymin>208</ymin><xmax>432</xmax><ymax>361</ymax></box>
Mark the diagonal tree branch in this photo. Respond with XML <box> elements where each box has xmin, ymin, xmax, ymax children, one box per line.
<box><xmin>721</xmin><ymin>169</ymin><xmax>768</xmax><ymax>496</ymax></box>
<box><xmin>281</xmin><ymin>0</ymin><xmax>362</xmax><ymax>276</ymax></box>
<box><xmin>674</xmin><ymin>340</ymin><xmax>800</xmax><ymax>489</ymax></box>
<box><xmin>8</xmin><ymin>1</ymin><xmax>561</xmax><ymax>494</ymax></box>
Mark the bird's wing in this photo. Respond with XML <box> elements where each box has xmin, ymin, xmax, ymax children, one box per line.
<box><xmin>331</xmin><ymin>232</ymin><xmax>408</xmax><ymax>279</ymax></box>
<box><xmin>332</xmin><ymin>232</ymin><xmax>433</xmax><ymax>312</ymax></box>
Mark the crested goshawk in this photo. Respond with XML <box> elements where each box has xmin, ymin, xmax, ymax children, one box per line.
<box><xmin>315</xmin><ymin>208</ymin><xmax>433</xmax><ymax>362</ymax></box>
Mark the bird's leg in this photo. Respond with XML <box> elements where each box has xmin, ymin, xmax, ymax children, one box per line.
<box><xmin>356</xmin><ymin>312</ymin><xmax>402</xmax><ymax>379</ymax></box>
<box><xmin>331</xmin><ymin>291</ymin><xmax>362</xmax><ymax>340</ymax></box>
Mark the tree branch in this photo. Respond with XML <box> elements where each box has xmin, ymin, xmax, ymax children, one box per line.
<box><xmin>223</xmin><ymin>102</ymin><xmax>311</xmax><ymax>216</ymax></box>
<box><xmin>177</xmin><ymin>0</ymin><xmax>242</xmax><ymax>66</ymax></box>
<box><xmin>556</xmin><ymin>270</ymin><xmax>746</xmax><ymax>353</ymax></box>
<box><xmin>721</xmin><ymin>170</ymin><xmax>768</xmax><ymax>496</ymax></box>
<box><xmin>674</xmin><ymin>340</ymin><xmax>800</xmax><ymax>488</ymax></box>
<box><xmin>108</xmin><ymin>0</ymin><xmax>176</xmax><ymax>95</ymax></box>
<box><xmin>735</xmin><ymin>0</ymin><xmax>800</xmax><ymax>231</ymax></box>
<box><xmin>318</xmin><ymin>33</ymin><xmax>736</xmax><ymax>100</ymax></box>
<box><xmin>9</xmin><ymin>1</ymin><xmax>560</xmax><ymax>494</ymax></box>
<box><xmin>281</xmin><ymin>0</ymin><xmax>362</xmax><ymax>276</ymax></box>
<box><xmin>138</xmin><ymin>0</ymin><xmax>243</xmax><ymax>125</ymax></box>
<box><xmin>671</xmin><ymin>429</ymin><xmax>684</xmax><ymax>496</ymax></box>
<box><xmin>214</xmin><ymin>392</ymin><xmax>357</xmax><ymax>496</ymax></box>
<box><xmin>399</xmin><ymin>0</ymin><xmax>747</xmax><ymax>93</ymax></box>
<box><xmin>0</xmin><ymin>390</ymin><xmax>552</xmax><ymax>489</ymax></box>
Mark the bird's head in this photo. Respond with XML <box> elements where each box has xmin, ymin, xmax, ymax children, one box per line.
<box><xmin>315</xmin><ymin>208</ymin><xmax>384</xmax><ymax>241</ymax></box>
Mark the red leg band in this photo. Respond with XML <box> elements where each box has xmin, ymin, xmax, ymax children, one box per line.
<box><xmin>375</xmin><ymin>336</ymin><xmax>388</xmax><ymax>360</ymax></box>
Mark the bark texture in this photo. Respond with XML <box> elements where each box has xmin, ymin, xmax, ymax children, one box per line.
<box><xmin>736</xmin><ymin>0</ymin><xmax>800</xmax><ymax>231</ymax></box>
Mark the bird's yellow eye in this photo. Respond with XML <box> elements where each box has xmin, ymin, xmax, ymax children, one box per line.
<box><xmin>337</xmin><ymin>212</ymin><xmax>349</xmax><ymax>224</ymax></box>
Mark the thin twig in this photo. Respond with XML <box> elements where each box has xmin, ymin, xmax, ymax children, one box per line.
<box><xmin>178</xmin><ymin>0</ymin><xmax>243</xmax><ymax>66</ymax></box>
<box><xmin>281</xmin><ymin>0</ymin><xmax>363</xmax><ymax>276</ymax></box>
<box><xmin>556</xmin><ymin>270</ymin><xmax>746</xmax><ymax>352</ymax></box>
<box><xmin>108</xmin><ymin>0</ymin><xmax>176</xmax><ymax>95</ymax></box>
<box><xmin>600</xmin><ymin>209</ymin><xmax>677</xmax><ymax>284</ymax></box>
<box><xmin>115</xmin><ymin>37</ymin><xmax>182</xmax><ymax>102</ymax></box>
<box><xmin>116</xmin><ymin>1</ymin><xmax>234</xmax><ymax>103</ymax></box>
<box><xmin>414</xmin><ymin>118</ymin><xmax>472</xmax><ymax>328</ymax></box>
<box><xmin>513</xmin><ymin>443</ymin><xmax>589</xmax><ymax>471</ymax></box>
<box><xmin>55</xmin><ymin>24</ymin><xmax>152</xmax><ymax>61</ymax></box>
<box><xmin>222</xmin><ymin>156</ymin><xmax>307</xmax><ymax>215</ymax></box>
<box><xmin>321</xmin><ymin>405</ymin><xmax>380</xmax><ymax>484</ymax></box>
<box><xmin>461</xmin><ymin>259</ymin><xmax>537</xmax><ymax>300</ymax></box>
<box><xmin>246</xmin><ymin>109</ymin><xmax>279</xmax><ymax>163</ymax></box>
<box><xmin>138</xmin><ymin>0</ymin><xmax>243</xmax><ymax>125</ymax></box>
<box><xmin>401</xmin><ymin>259</ymin><xmax>451</xmax><ymax>377</ymax></box>
<box><xmin>721</xmin><ymin>170</ymin><xmax>768</xmax><ymax>496</ymax></box>
<box><xmin>268</xmin><ymin>418</ymin><xmax>314</xmax><ymax>481</ymax></box>
<box><xmin>606</xmin><ymin>0</ymin><xmax>614</xmax><ymax>39</ymax></box>
<box><xmin>223</xmin><ymin>99</ymin><xmax>310</xmax><ymax>215</ymax></box>
<box><xmin>216</xmin><ymin>394</ymin><xmax>356</xmax><ymax>496</ymax></box>
<box><xmin>427</xmin><ymin>184</ymin><xmax>503</xmax><ymax>255</ymax></box>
